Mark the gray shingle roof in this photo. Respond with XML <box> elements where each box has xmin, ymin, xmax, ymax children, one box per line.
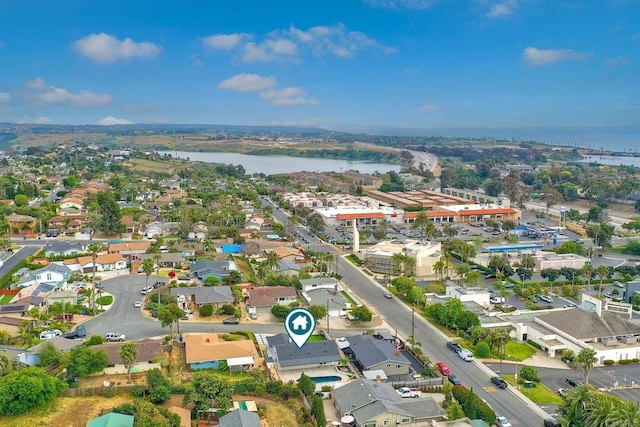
<box><xmin>219</xmin><ymin>409</ymin><xmax>260</xmax><ymax>427</ymax></box>
<box><xmin>191</xmin><ymin>260</ymin><xmax>236</xmax><ymax>278</ymax></box>
<box><xmin>332</xmin><ymin>379</ymin><xmax>445</xmax><ymax>424</ymax></box>
<box><xmin>348</xmin><ymin>334</ymin><xmax>411</xmax><ymax>369</ymax></box>
<box><xmin>171</xmin><ymin>286</ymin><xmax>234</xmax><ymax>305</ymax></box>
<box><xmin>267</xmin><ymin>333</ymin><xmax>341</xmax><ymax>368</ymax></box>
<box><xmin>43</xmin><ymin>242</ymin><xmax>85</xmax><ymax>256</ymax></box>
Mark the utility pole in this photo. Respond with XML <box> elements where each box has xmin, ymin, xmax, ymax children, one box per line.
<box><xmin>326</xmin><ymin>298</ymin><xmax>330</xmax><ymax>337</ymax></box>
<box><xmin>411</xmin><ymin>308</ymin><xmax>415</xmax><ymax>348</ymax></box>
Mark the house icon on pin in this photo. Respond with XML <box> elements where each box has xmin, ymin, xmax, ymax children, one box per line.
<box><xmin>291</xmin><ymin>314</ymin><xmax>308</xmax><ymax>331</ymax></box>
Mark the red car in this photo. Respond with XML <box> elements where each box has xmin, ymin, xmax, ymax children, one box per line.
<box><xmin>435</xmin><ymin>362</ymin><xmax>450</xmax><ymax>376</ymax></box>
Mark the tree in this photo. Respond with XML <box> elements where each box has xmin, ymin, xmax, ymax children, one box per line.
<box><xmin>88</xmin><ymin>243</ymin><xmax>101</xmax><ymax>316</ymax></box>
<box><xmin>411</xmin><ymin>212</ymin><xmax>436</xmax><ymax>239</ymax></box>
<box><xmin>204</xmin><ymin>276</ymin><xmax>219</xmax><ymax>286</ymax></box>
<box><xmin>391</xmin><ymin>276</ymin><xmax>415</xmax><ymax>296</ymax></box>
<box><xmin>307</xmin><ymin>304</ymin><xmax>327</xmax><ymax>320</ymax></box>
<box><xmin>94</xmin><ymin>190</ymin><xmax>125</xmax><ymax>235</ymax></box>
<box><xmin>158</xmin><ymin>302</ymin><xmax>186</xmax><ymax>335</ymax></box>
<box><xmin>586</xmin><ymin>223</ymin><xmax>615</xmax><ymax>252</ymax></box>
<box><xmin>610</xmin><ymin>400</ymin><xmax>640</xmax><ymax>426</ymax></box>
<box><xmin>63</xmin><ymin>174</ymin><xmax>78</xmax><ymax>188</ymax></box>
<box><xmin>596</xmin><ymin>265</ymin><xmax>610</xmax><ymax>296</ymax></box>
<box><xmin>311</xmin><ymin>395</ymin><xmax>327</xmax><ymax>426</ymax></box>
<box><xmin>462</xmin><ymin>387</ymin><xmax>479</xmax><ymax>419</ymax></box>
<box><xmin>476</xmin><ymin>341</ymin><xmax>491</xmax><ymax>358</ymax></box>
<box><xmin>142</xmin><ymin>258</ymin><xmax>155</xmax><ymax>286</ymax></box>
<box><xmin>38</xmin><ymin>341</ymin><xmax>61</xmax><ymax>368</ymax></box>
<box><xmin>114</xmin><ymin>399</ymin><xmax>180</xmax><ymax>427</ymax></box>
<box><xmin>65</xmin><ymin>346</ymin><xmax>108</xmax><ymax>378</ymax></box>
<box><xmin>585</xmin><ymin>393</ymin><xmax>618</xmax><ymax>427</ymax></box>
<box><xmin>0</xmin><ymin>351</ymin><xmax>10</xmax><ymax>376</ymax></box>
<box><xmin>575</xmin><ymin>348</ymin><xmax>597</xmax><ymax>384</ymax></box>
<box><xmin>298</xmin><ymin>373</ymin><xmax>315</xmax><ymax>396</ymax></box>
<box><xmin>199</xmin><ymin>304</ymin><xmax>214</xmax><ymax>317</ymax></box>
<box><xmin>146</xmin><ymin>368</ymin><xmax>172</xmax><ymax>403</ymax></box>
<box><xmin>350</xmin><ymin>305</ymin><xmax>372</xmax><ymax>322</ymax></box>
<box><xmin>0</xmin><ymin>367</ymin><xmax>66</xmax><ymax>415</ymax></box>
<box><xmin>263</xmin><ymin>250</ymin><xmax>280</xmax><ymax>273</ymax></box>
<box><xmin>581</xmin><ymin>264</ymin><xmax>594</xmax><ymax>294</ymax></box>
<box><xmin>14</xmin><ymin>194</ymin><xmax>28</xmax><ymax>207</ymax></box>
<box><xmin>119</xmin><ymin>342</ymin><xmax>138</xmax><ymax>384</ymax></box>
<box><xmin>271</xmin><ymin>304</ymin><xmax>291</xmax><ymax>319</ymax></box>
<box><xmin>519</xmin><ymin>366</ymin><xmax>539</xmax><ymax>382</ymax></box>
<box><xmin>447</xmin><ymin>401</ymin><xmax>466</xmax><ymax>420</ymax></box>
<box><xmin>183</xmin><ymin>371</ymin><xmax>233</xmax><ymax>412</ymax></box>
<box><xmin>488</xmin><ymin>255</ymin><xmax>514</xmax><ymax>277</ymax></box>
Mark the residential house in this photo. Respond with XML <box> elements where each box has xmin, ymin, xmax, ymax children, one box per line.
<box><xmin>332</xmin><ymin>378</ymin><xmax>447</xmax><ymax>427</ymax></box>
<box><xmin>0</xmin><ymin>316</ymin><xmax>35</xmax><ymax>336</ymax></box>
<box><xmin>86</xmin><ymin>412</ymin><xmax>134</xmax><ymax>427</ymax></box>
<box><xmin>183</xmin><ymin>333</ymin><xmax>259</xmax><ymax>372</ymax></box>
<box><xmin>58</xmin><ymin>197</ymin><xmax>84</xmax><ymax>211</ymax></box>
<box><xmin>43</xmin><ymin>242</ymin><xmax>86</xmax><ymax>258</ymax></box>
<box><xmin>266</xmin><ymin>333</ymin><xmax>342</xmax><ymax>371</ymax></box>
<box><xmin>191</xmin><ymin>260</ymin><xmax>238</xmax><ymax>281</ymax></box>
<box><xmin>267</xmin><ymin>246</ymin><xmax>306</xmax><ymax>263</ymax></box>
<box><xmin>246</xmin><ymin>287</ymin><xmax>298</xmax><ymax>314</ymax></box>
<box><xmin>108</xmin><ymin>241</ymin><xmax>152</xmax><ymax>256</ymax></box>
<box><xmin>73</xmin><ymin>253</ymin><xmax>128</xmax><ymax>273</ymax></box>
<box><xmin>299</xmin><ymin>277</ymin><xmax>341</xmax><ymax>293</ymax></box>
<box><xmin>16</xmin><ymin>264</ymin><xmax>71</xmax><ymax>288</ymax></box>
<box><xmin>92</xmin><ymin>339</ymin><xmax>165</xmax><ymax>374</ymax></box>
<box><xmin>278</xmin><ymin>258</ymin><xmax>314</xmax><ymax>277</ymax></box>
<box><xmin>219</xmin><ymin>409</ymin><xmax>261</xmax><ymax>427</ymax></box>
<box><xmin>47</xmin><ymin>214</ymin><xmax>86</xmax><ymax>234</ymax></box>
<box><xmin>143</xmin><ymin>221</ymin><xmax>163</xmax><ymax>238</ymax></box>
<box><xmin>302</xmin><ymin>288</ymin><xmax>349</xmax><ymax>318</ymax></box>
<box><xmin>121</xmin><ymin>214</ymin><xmax>137</xmax><ymax>234</ymax></box>
<box><xmin>26</xmin><ymin>336</ymin><xmax>84</xmax><ymax>366</ymax></box>
<box><xmin>5</xmin><ymin>213</ymin><xmax>38</xmax><ymax>235</ymax></box>
<box><xmin>138</xmin><ymin>252</ymin><xmax>186</xmax><ymax>269</ymax></box>
<box><xmin>171</xmin><ymin>286</ymin><xmax>234</xmax><ymax>308</ymax></box>
<box><xmin>345</xmin><ymin>334</ymin><xmax>413</xmax><ymax>379</ymax></box>
<box><xmin>241</xmin><ymin>241</ymin><xmax>261</xmax><ymax>258</ymax></box>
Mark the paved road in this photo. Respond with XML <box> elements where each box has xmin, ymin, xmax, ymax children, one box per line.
<box><xmin>0</xmin><ymin>245</ymin><xmax>40</xmax><ymax>276</ymax></box>
<box><xmin>265</xmin><ymin>199</ymin><xmax>549</xmax><ymax>426</ymax></box>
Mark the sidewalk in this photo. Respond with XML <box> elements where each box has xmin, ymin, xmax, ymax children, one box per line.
<box><xmin>481</xmin><ymin>352</ymin><xmax>570</xmax><ymax>370</ymax></box>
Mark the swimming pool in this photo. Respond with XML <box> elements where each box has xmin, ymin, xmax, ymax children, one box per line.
<box><xmin>310</xmin><ymin>375</ymin><xmax>341</xmax><ymax>383</ymax></box>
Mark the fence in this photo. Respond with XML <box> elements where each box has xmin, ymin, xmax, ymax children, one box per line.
<box><xmin>391</xmin><ymin>376</ymin><xmax>444</xmax><ymax>388</ymax></box>
<box><xmin>61</xmin><ymin>384</ymin><xmax>138</xmax><ymax>397</ymax></box>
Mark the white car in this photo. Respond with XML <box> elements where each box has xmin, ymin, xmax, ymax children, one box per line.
<box><xmin>614</xmin><ymin>281</ymin><xmax>625</xmax><ymax>288</ymax></box>
<box><xmin>104</xmin><ymin>332</ymin><xmax>126</xmax><ymax>342</ymax></box>
<box><xmin>134</xmin><ymin>300</ymin><xmax>141</xmax><ymax>308</ymax></box>
<box><xmin>496</xmin><ymin>416</ymin><xmax>512</xmax><ymax>427</ymax></box>
<box><xmin>140</xmin><ymin>286</ymin><xmax>154</xmax><ymax>295</ymax></box>
<box><xmin>458</xmin><ymin>349</ymin><xmax>474</xmax><ymax>362</ymax></box>
<box><xmin>40</xmin><ymin>329</ymin><xmax>63</xmax><ymax>340</ymax></box>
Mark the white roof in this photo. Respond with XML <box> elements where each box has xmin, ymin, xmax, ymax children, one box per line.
<box><xmin>227</xmin><ymin>356</ymin><xmax>255</xmax><ymax>366</ymax></box>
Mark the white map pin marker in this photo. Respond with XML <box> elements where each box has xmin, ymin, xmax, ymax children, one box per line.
<box><xmin>284</xmin><ymin>308</ymin><xmax>315</xmax><ymax>348</ymax></box>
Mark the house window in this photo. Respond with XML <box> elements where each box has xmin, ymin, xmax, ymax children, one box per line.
<box><xmin>364</xmin><ymin>423</ymin><xmax>376</xmax><ymax>427</ymax></box>
<box><xmin>400</xmin><ymin>418</ymin><xmax>411</xmax><ymax>424</ymax></box>
<box><xmin>46</xmin><ymin>273</ymin><xmax>52</xmax><ymax>280</ymax></box>
<box><xmin>383</xmin><ymin>421</ymin><xmax>388</xmax><ymax>426</ymax></box>
<box><xmin>396</xmin><ymin>365</ymin><xmax>402</xmax><ymax>369</ymax></box>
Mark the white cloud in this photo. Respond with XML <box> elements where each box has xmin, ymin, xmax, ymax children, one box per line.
<box><xmin>486</xmin><ymin>1</ymin><xmax>517</xmax><ymax>18</ymax></box>
<box><xmin>73</xmin><ymin>33</ymin><xmax>161</xmax><ymax>63</ymax></box>
<box><xmin>96</xmin><ymin>116</ymin><xmax>133</xmax><ymax>125</ymax></box>
<box><xmin>287</xmin><ymin>24</ymin><xmax>395</xmax><ymax>58</ymax></box>
<box><xmin>604</xmin><ymin>56</ymin><xmax>632</xmax><ymax>67</ymax></box>
<box><xmin>0</xmin><ymin>92</ymin><xmax>10</xmax><ymax>103</ymax></box>
<box><xmin>202</xmin><ymin>33</ymin><xmax>248</xmax><ymax>50</ymax></box>
<box><xmin>218</xmin><ymin>73</ymin><xmax>277</xmax><ymax>92</ymax></box>
<box><xmin>260</xmin><ymin>87</ymin><xmax>319</xmax><ymax>107</ymax></box>
<box><xmin>522</xmin><ymin>47</ymin><xmax>589</xmax><ymax>66</ymax></box>
<box><xmin>14</xmin><ymin>115</ymin><xmax>55</xmax><ymax>124</ymax></box>
<box><xmin>364</xmin><ymin>0</ymin><xmax>437</xmax><ymax>10</ymax></box>
<box><xmin>23</xmin><ymin>78</ymin><xmax>113</xmax><ymax>107</ymax></box>
<box><xmin>420</xmin><ymin>104</ymin><xmax>439</xmax><ymax>112</ymax></box>
<box><xmin>202</xmin><ymin>24</ymin><xmax>393</xmax><ymax>63</ymax></box>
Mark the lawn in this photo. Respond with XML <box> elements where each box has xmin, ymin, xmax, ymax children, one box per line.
<box><xmin>308</xmin><ymin>334</ymin><xmax>326</xmax><ymax>343</ymax></box>
<box><xmin>340</xmin><ymin>291</ymin><xmax>356</xmax><ymax>305</ymax></box>
<box><xmin>505</xmin><ymin>341</ymin><xmax>537</xmax><ymax>361</ymax></box>
<box><xmin>95</xmin><ymin>295</ymin><xmax>114</xmax><ymax>305</ymax></box>
<box><xmin>0</xmin><ymin>294</ymin><xmax>13</xmax><ymax>304</ymax></box>
<box><xmin>502</xmin><ymin>374</ymin><xmax>564</xmax><ymax>404</ymax></box>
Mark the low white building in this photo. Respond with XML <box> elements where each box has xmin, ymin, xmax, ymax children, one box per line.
<box><xmin>535</xmin><ymin>253</ymin><xmax>587</xmax><ymax>271</ymax></box>
<box><xmin>363</xmin><ymin>239</ymin><xmax>441</xmax><ymax>278</ymax></box>
<box><xmin>446</xmin><ymin>284</ymin><xmax>491</xmax><ymax>307</ymax></box>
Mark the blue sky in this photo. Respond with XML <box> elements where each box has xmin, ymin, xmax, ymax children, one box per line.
<box><xmin>0</xmin><ymin>0</ymin><xmax>638</xmax><ymax>132</ymax></box>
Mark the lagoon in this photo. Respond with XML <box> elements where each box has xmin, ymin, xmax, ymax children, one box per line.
<box><xmin>158</xmin><ymin>151</ymin><xmax>403</xmax><ymax>175</ymax></box>
<box><xmin>580</xmin><ymin>155</ymin><xmax>640</xmax><ymax>168</ymax></box>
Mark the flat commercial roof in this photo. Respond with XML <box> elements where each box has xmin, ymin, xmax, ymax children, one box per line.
<box><xmin>484</xmin><ymin>244</ymin><xmax>544</xmax><ymax>253</ymax></box>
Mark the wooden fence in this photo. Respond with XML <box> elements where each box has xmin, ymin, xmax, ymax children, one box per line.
<box><xmin>61</xmin><ymin>384</ymin><xmax>138</xmax><ymax>397</ymax></box>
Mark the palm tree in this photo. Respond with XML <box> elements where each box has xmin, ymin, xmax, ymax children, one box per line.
<box><xmin>585</xmin><ymin>393</ymin><xmax>618</xmax><ymax>427</ymax></box>
<box><xmin>434</xmin><ymin>259</ymin><xmax>445</xmax><ymax>281</ymax></box>
<box><xmin>610</xmin><ymin>400</ymin><xmax>640</xmax><ymax>427</ymax></box>
<box><xmin>412</xmin><ymin>212</ymin><xmax>436</xmax><ymax>239</ymax></box>
<box><xmin>119</xmin><ymin>342</ymin><xmax>139</xmax><ymax>384</ymax></box>
<box><xmin>142</xmin><ymin>258</ymin><xmax>155</xmax><ymax>286</ymax></box>
<box><xmin>581</xmin><ymin>264</ymin><xmax>594</xmax><ymax>294</ymax></box>
<box><xmin>263</xmin><ymin>250</ymin><xmax>280</xmax><ymax>272</ymax></box>
<box><xmin>87</xmin><ymin>243</ymin><xmax>101</xmax><ymax>316</ymax></box>
<box><xmin>391</xmin><ymin>253</ymin><xmax>405</xmax><ymax>276</ymax></box>
<box><xmin>596</xmin><ymin>265</ymin><xmax>610</xmax><ymax>297</ymax></box>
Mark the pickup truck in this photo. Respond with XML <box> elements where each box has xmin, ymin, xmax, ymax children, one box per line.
<box><xmin>63</xmin><ymin>325</ymin><xmax>86</xmax><ymax>339</ymax></box>
<box><xmin>396</xmin><ymin>387</ymin><xmax>422</xmax><ymax>398</ymax></box>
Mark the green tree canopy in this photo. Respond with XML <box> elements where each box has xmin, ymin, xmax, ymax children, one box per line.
<box><xmin>0</xmin><ymin>367</ymin><xmax>66</xmax><ymax>415</ymax></box>
<box><xmin>183</xmin><ymin>371</ymin><xmax>233</xmax><ymax>412</ymax></box>
<box><xmin>64</xmin><ymin>346</ymin><xmax>108</xmax><ymax>378</ymax></box>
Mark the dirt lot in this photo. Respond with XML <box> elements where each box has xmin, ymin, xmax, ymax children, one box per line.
<box><xmin>0</xmin><ymin>395</ymin><xmax>132</xmax><ymax>427</ymax></box>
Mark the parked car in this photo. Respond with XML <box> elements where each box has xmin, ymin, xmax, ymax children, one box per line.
<box><xmin>458</xmin><ymin>349</ymin><xmax>474</xmax><ymax>362</ymax></box>
<box><xmin>485</xmin><ymin>273</ymin><xmax>497</xmax><ymax>279</ymax></box>
<box><xmin>140</xmin><ymin>286</ymin><xmax>154</xmax><ymax>295</ymax></box>
<box><xmin>396</xmin><ymin>387</ymin><xmax>422</xmax><ymax>398</ymax></box>
<box><xmin>383</xmin><ymin>290</ymin><xmax>393</xmax><ymax>299</ymax></box>
<box><xmin>604</xmin><ymin>292</ymin><xmax>614</xmax><ymax>299</ymax></box>
<box><xmin>447</xmin><ymin>341</ymin><xmax>463</xmax><ymax>353</ymax></box>
<box><xmin>63</xmin><ymin>325</ymin><xmax>86</xmax><ymax>339</ymax></box>
<box><xmin>104</xmin><ymin>332</ymin><xmax>126</xmax><ymax>342</ymax></box>
<box><xmin>614</xmin><ymin>281</ymin><xmax>625</xmax><ymax>288</ymax></box>
<box><xmin>178</xmin><ymin>275</ymin><xmax>189</xmax><ymax>281</ymax></box>
<box><xmin>40</xmin><ymin>329</ymin><xmax>63</xmax><ymax>340</ymax></box>
<box><xmin>496</xmin><ymin>416</ymin><xmax>512</xmax><ymax>427</ymax></box>
<box><xmin>540</xmin><ymin>295</ymin><xmax>553</xmax><ymax>303</ymax></box>
<box><xmin>491</xmin><ymin>376</ymin><xmax>508</xmax><ymax>389</ymax></box>
<box><xmin>222</xmin><ymin>317</ymin><xmax>240</xmax><ymax>325</ymax></box>
<box><xmin>435</xmin><ymin>362</ymin><xmax>450</xmax><ymax>376</ymax></box>
<box><xmin>448</xmin><ymin>374</ymin><xmax>462</xmax><ymax>385</ymax></box>
<box><xmin>134</xmin><ymin>300</ymin><xmax>141</xmax><ymax>308</ymax></box>
<box><xmin>557</xmin><ymin>388</ymin><xmax>566</xmax><ymax>398</ymax></box>
<box><xmin>152</xmin><ymin>281</ymin><xmax>166</xmax><ymax>289</ymax></box>
<box><xmin>566</xmin><ymin>377</ymin><xmax>581</xmax><ymax>387</ymax></box>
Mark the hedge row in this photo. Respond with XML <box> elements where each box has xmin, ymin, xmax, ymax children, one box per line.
<box><xmin>452</xmin><ymin>385</ymin><xmax>496</xmax><ymax>424</ymax></box>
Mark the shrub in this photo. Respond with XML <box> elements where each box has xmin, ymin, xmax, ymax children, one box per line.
<box><xmin>452</xmin><ymin>385</ymin><xmax>496</xmax><ymax>425</ymax></box>
<box><xmin>633</xmin><ymin>358</ymin><xmax>639</xmax><ymax>363</ymax></box>
<box><xmin>199</xmin><ymin>304</ymin><xmax>214</xmax><ymax>317</ymax></box>
<box><xmin>603</xmin><ymin>359</ymin><xmax>615</xmax><ymax>366</ymax></box>
<box><xmin>311</xmin><ymin>395</ymin><xmax>326</xmax><ymax>427</ymax></box>
<box><xmin>221</xmin><ymin>304</ymin><xmax>236</xmax><ymax>315</ymax></box>
<box><xmin>475</xmin><ymin>341</ymin><xmax>491</xmax><ymax>358</ymax></box>
<box><xmin>519</xmin><ymin>366</ymin><xmax>539</xmax><ymax>382</ymax></box>
<box><xmin>619</xmin><ymin>359</ymin><xmax>633</xmax><ymax>364</ymax></box>
<box><xmin>131</xmin><ymin>385</ymin><xmax>147</xmax><ymax>397</ymax></box>
<box><xmin>527</xmin><ymin>340</ymin><xmax>542</xmax><ymax>350</ymax></box>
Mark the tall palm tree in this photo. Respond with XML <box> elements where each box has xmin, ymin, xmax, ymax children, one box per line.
<box><xmin>411</xmin><ymin>212</ymin><xmax>435</xmax><ymax>240</ymax></box>
<box><xmin>585</xmin><ymin>393</ymin><xmax>618</xmax><ymax>427</ymax></box>
<box><xmin>87</xmin><ymin>243</ymin><xmax>101</xmax><ymax>316</ymax></box>
<box><xmin>391</xmin><ymin>253</ymin><xmax>405</xmax><ymax>276</ymax></box>
<box><xmin>581</xmin><ymin>264</ymin><xmax>594</xmax><ymax>294</ymax></box>
<box><xmin>263</xmin><ymin>250</ymin><xmax>280</xmax><ymax>272</ymax></box>
<box><xmin>596</xmin><ymin>265</ymin><xmax>610</xmax><ymax>297</ymax></box>
<box><xmin>610</xmin><ymin>400</ymin><xmax>640</xmax><ymax>427</ymax></box>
